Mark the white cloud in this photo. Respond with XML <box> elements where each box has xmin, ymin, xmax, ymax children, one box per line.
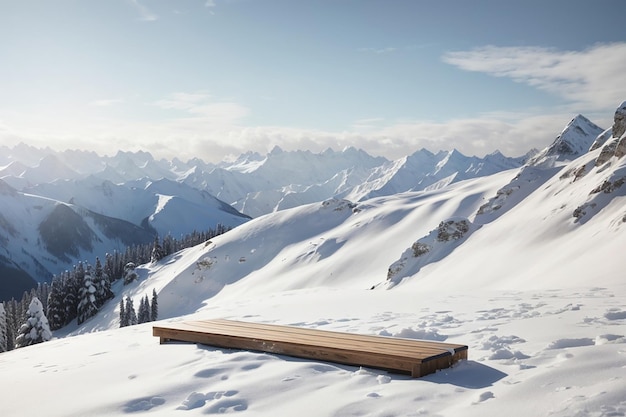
<box><xmin>0</xmin><ymin>86</ymin><xmax>615</xmax><ymax>164</ymax></box>
<box><xmin>443</xmin><ymin>43</ymin><xmax>626</xmax><ymax>113</ymax></box>
<box><xmin>225</xmin><ymin>113</ymin><xmax>583</xmax><ymax>161</ymax></box>
<box><xmin>0</xmin><ymin>106</ymin><xmax>610</xmax><ymax>164</ymax></box>
<box><xmin>153</xmin><ymin>92</ymin><xmax>249</xmax><ymax>125</ymax></box>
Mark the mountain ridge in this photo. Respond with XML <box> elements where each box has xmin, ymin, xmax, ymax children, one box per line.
<box><xmin>0</xmin><ymin>111</ymin><xmax>609</xmax><ymax>300</ymax></box>
<box><xmin>56</xmin><ymin>103</ymin><xmax>625</xmax><ymax>331</ymax></box>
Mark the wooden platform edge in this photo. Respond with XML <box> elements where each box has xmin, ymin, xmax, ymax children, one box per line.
<box><xmin>153</xmin><ymin>321</ymin><xmax>468</xmax><ymax>378</ymax></box>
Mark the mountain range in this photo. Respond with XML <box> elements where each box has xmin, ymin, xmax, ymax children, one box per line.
<box><xmin>1</xmin><ymin>103</ymin><xmax>625</xmax><ymax>417</ymax></box>
<box><xmin>0</xmin><ymin>111</ymin><xmax>609</xmax><ymax>300</ymax></box>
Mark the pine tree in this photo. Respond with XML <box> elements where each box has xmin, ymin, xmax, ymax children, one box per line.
<box><xmin>150</xmin><ymin>289</ymin><xmax>158</xmax><ymax>322</ymax></box>
<box><xmin>35</xmin><ymin>283</ymin><xmax>49</xmax><ymax>313</ymax></box>
<box><xmin>77</xmin><ymin>265</ymin><xmax>98</xmax><ymax>325</ymax></box>
<box><xmin>93</xmin><ymin>257</ymin><xmax>114</xmax><ymax>307</ymax></box>
<box><xmin>162</xmin><ymin>234</ymin><xmax>174</xmax><ymax>257</ymax></box>
<box><xmin>105</xmin><ymin>251</ymin><xmax>123</xmax><ymax>282</ymax></box>
<box><xmin>18</xmin><ymin>290</ymin><xmax>32</xmax><ymax>324</ymax></box>
<box><xmin>46</xmin><ymin>277</ymin><xmax>66</xmax><ymax>331</ymax></box>
<box><xmin>4</xmin><ymin>299</ymin><xmax>17</xmax><ymax>351</ymax></box>
<box><xmin>0</xmin><ymin>303</ymin><xmax>8</xmax><ymax>353</ymax></box>
<box><xmin>15</xmin><ymin>297</ymin><xmax>52</xmax><ymax>348</ymax></box>
<box><xmin>138</xmin><ymin>295</ymin><xmax>150</xmax><ymax>324</ymax></box>
<box><xmin>151</xmin><ymin>235</ymin><xmax>165</xmax><ymax>263</ymax></box>
<box><xmin>125</xmin><ymin>297</ymin><xmax>137</xmax><ymax>326</ymax></box>
<box><xmin>62</xmin><ymin>269</ymin><xmax>79</xmax><ymax>325</ymax></box>
<box><xmin>119</xmin><ymin>299</ymin><xmax>127</xmax><ymax>328</ymax></box>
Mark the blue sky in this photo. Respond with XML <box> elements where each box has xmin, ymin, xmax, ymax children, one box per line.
<box><xmin>1</xmin><ymin>0</ymin><xmax>625</xmax><ymax>162</ymax></box>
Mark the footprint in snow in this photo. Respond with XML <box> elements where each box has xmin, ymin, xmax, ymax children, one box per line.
<box><xmin>604</xmin><ymin>309</ymin><xmax>626</xmax><ymax>320</ymax></box>
<box><xmin>124</xmin><ymin>396</ymin><xmax>166</xmax><ymax>412</ymax></box>
<box><xmin>177</xmin><ymin>391</ymin><xmax>239</xmax><ymax>411</ymax></box>
<box><xmin>473</xmin><ymin>391</ymin><xmax>495</xmax><ymax>404</ymax></box>
<box><xmin>205</xmin><ymin>399</ymin><xmax>248</xmax><ymax>414</ymax></box>
<box><xmin>546</xmin><ymin>338</ymin><xmax>595</xmax><ymax>349</ymax></box>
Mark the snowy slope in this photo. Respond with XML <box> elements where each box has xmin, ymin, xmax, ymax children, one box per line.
<box><xmin>0</xmin><ymin>137</ymin><xmax>537</xmax><ymax>298</ymax></box>
<box><xmin>0</xmin><ymin>181</ymin><xmax>157</xmax><ymax>297</ymax></box>
<box><xmin>1</xmin><ymin>105</ymin><xmax>626</xmax><ymax>416</ymax></box>
<box><xmin>0</xmin><ymin>177</ymin><xmax>250</xmax><ymax>300</ymax></box>
<box><xmin>24</xmin><ymin>177</ymin><xmax>251</xmax><ymax>237</ymax></box>
<box><xmin>3</xmin><ymin>107</ymin><xmax>626</xmax><ymax>417</ymax></box>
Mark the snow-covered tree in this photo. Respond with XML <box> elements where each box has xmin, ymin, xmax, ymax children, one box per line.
<box><xmin>105</xmin><ymin>251</ymin><xmax>122</xmax><ymax>282</ymax></box>
<box><xmin>62</xmin><ymin>269</ymin><xmax>79</xmax><ymax>325</ymax></box>
<box><xmin>150</xmin><ymin>289</ymin><xmax>158</xmax><ymax>322</ymax></box>
<box><xmin>138</xmin><ymin>295</ymin><xmax>150</xmax><ymax>324</ymax></box>
<box><xmin>46</xmin><ymin>277</ymin><xmax>66</xmax><ymax>330</ymax></box>
<box><xmin>125</xmin><ymin>297</ymin><xmax>137</xmax><ymax>326</ymax></box>
<box><xmin>123</xmin><ymin>262</ymin><xmax>138</xmax><ymax>285</ymax></box>
<box><xmin>162</xmin><ymin>234</ymin><xmax>174</xmax><ymax>257</ymax></box>
<box><xmin>77</xmin><ymin>265</ymin><xmax>98</xmax><ymax>325</ymax></box>
<box><xmin>119</xmin><ymin>299</ymin><xmax>127</xmax><ymax>328</ymax></box>
<box><xmin>0</xmin><ymin>303</ymin><xmax>7</xmax><ymax>352</ymax></box>
<box><xmin>151</xmin><ymin>235</ymin><xmax>165</xmax><ymax>263</ymax></box>
<box><xmin>4</xmin><ymin>300</ymin><xmax>17</xmax><ymax>351</ymax></box>
<box><xmin>93</xmin><ymin>257</ymin><xmax>113</xmax><ymax>307</ymax></box>
<box><xmin>15</xmin><ymin>297</ymin><xmax>52</xmax><ymax>348</ymax></box>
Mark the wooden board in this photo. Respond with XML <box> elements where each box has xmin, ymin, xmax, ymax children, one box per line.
<box><xmin>153</xmin><ymin>319</ymin><xmax>468</xmax><ymax>378</ymax></box>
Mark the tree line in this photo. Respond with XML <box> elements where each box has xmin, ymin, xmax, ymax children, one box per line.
<box><xmin>0</xmin><ymin>225</ymin><xmax>231</xmax><ymax>353</ymax></box>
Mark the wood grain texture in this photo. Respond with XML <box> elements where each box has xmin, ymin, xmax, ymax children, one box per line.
<box><xmin>153</xmin><ymin>319</ymin><xmax>468</xmax><ymax>378</ymax></box>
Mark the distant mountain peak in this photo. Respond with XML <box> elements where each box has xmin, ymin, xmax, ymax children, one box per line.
<box><xmin>269</xmin><ymin>145</ymin><xmax>284</xmax><ymax>155</ymax></box>
<box><xmin>529</xmin><ymin>114</ymin><xmax>604</xmax><ymax>166</ymax></box>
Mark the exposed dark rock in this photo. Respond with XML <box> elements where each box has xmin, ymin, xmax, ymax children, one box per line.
<box><xmin>613</xmin><ymin>101</ymin><xmax>626</xmax><ymax>139</ymax></box>
<box><xmin>436</xmin><ymin>219</ymin><xmax>470</xmax><ymax>242</ymax></box>
<box><xmin>596</xmin><ymin>139</ymin><xmax>619</xmax><ymax>166</ymax></box>
<box><xmin>411</xmin><ymin>242</ymin><xmax>431</xmax><ymax>257</ymax></box>
<box><xmin>595</xmin><ymin>102</ymin><xmax>626</xmax><ymax>165</ymax></box>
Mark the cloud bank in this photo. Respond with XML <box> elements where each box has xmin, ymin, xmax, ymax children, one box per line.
<box><xmin>443</xmin><ymin>42</ymin><xmax>626</xmax><ymax>113</ymax></box>
<box><xmin>2</xmin><ymin>43</ymin><xmax>623</xmax><ymax>163</ymax></box>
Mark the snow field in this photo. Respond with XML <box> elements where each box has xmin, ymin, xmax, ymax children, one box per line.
<box><xmin>2</xmin><ymin>285</ymin><xmax>625</xmax><ymax>417</ymax></box>
<box><xmin>3</xmin><ymin>115</ymin><xmax>626</xmax><ymax>416</ymax></box>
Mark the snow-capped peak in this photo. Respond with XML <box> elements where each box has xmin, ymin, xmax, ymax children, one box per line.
<box><xmin>529</xmin><ymin>114</ymin><xmax>604</xmax><ymax>166</ymax></box>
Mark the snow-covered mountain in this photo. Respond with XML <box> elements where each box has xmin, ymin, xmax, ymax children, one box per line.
<box><xmin>0</xmin><ymin>137</ymin><xmax>540</xmax><ymax>300</ymax></box>
<box><xmin>1</xmin><ymin>103</ymin><xmax>624</xmax><ymax>417</ymax></box>
<box><xmin>0</xmin><ymin>111</ymin><xmax>608</xmax><ymax>302</ymax></box>
<box><xmin>0</xmin><ymin>173</ymin><xmax>251</xmax><ymax>300</ymax></box>
<box><xmin>1</xmin><ymin>143</ymin><xmax>529</xmax><ymax>219</ymax></box>
<box><xmin>0</xmin><ymin>174</ymin><xmax>253</xmax><ymax>299</ymax></box>
<box><xmin>528</xmin><ymin>114</ymin><xmax>604</xmax><ymax>165</ymax></box>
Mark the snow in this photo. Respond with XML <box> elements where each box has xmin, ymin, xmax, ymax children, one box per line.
<box><xmin>1</xmin><ymin>111</ymin><xmax>625</xmax><ymax>416</ymax></box>
<box><xmin>1</xmin><ymin>285</ymin><xmax>625</xmax><ymax>417</ymax></box>
<box><xmin>1</xmin><ymin>139</ymin><xmax>626</xmax><ymax>416</ymax></box>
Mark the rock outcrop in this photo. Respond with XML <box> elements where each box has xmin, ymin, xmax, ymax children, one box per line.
<box><xmin>596</xmin><ymin>101</ymin><xmax>626</xmax><ymax>166</ymax></box>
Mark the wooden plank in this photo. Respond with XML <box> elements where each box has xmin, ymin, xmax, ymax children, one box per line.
<box><xmin>169</xmin><ymin>319</ymin><xmax>467</xmax><ymax>358</ymax></box>
<box><xmin>178</xmin><ymin>320</ymin><xmax>461</xmax><ymax>358</ymax></box>
<box><xmin>153</xmin><ymin>319</ymin><xmax>468</xmax><ymax>378</ymax></box>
